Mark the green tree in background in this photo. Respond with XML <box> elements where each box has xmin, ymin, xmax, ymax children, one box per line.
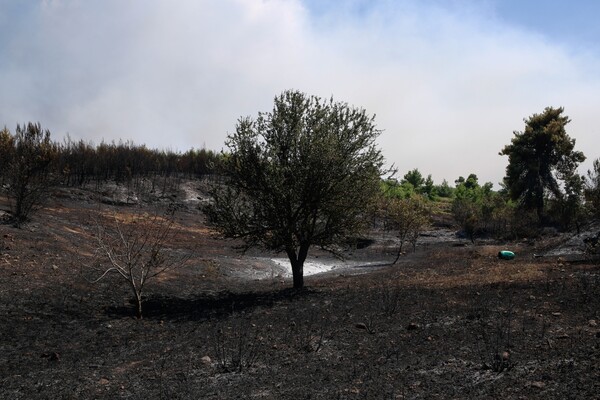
<box><xmin>204</xmin><ymin>90</ymin><xmax>385</xmax><ymax>289</ymax></box>
<box><xmin>422</xmin><ymin>174</ymin><xmax>436</xmax><ymax>199</ymax></box>
<box><xmin>381</xmin><ymin>178</ymin><xmax>416</xmax><ymax>199</ymax></box>
<box><xmin>451</xmin><ymin>174</ymin><xmax>505</xmax><ymax>242</ymax></box>
<box><xmin>500</xmin><ymin>107</ymin><xmax>585</xmax><ymax>223</ymax></box>
<box><xmin>435</xmin><ymin>179</ymin><xmax>454</xmax><ymax>198</ymax></box>
<box><xmin>389</xmin><ymin>169</ymin><xmax>436</xmax><ymax>199</ymax></box>
<box><xmin>401</xmin><ymin>168</ymin><xmax>424</xmax><ymax>191</ymax></box>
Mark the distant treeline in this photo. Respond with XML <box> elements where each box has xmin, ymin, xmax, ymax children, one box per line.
<box><xmin>0</xmin><ymin>123</ymin><xmax>223</xmax><ymax>189</ymax></box>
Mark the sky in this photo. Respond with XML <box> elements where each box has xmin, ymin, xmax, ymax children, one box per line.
<box><xmin>1</xmin><ymin>0</ymin><xmax>599</xmax><ymax>187</ymax></box>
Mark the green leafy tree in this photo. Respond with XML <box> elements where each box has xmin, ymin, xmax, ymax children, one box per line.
<box><xmin>464</xmin><ymin>173</ymin><xmax>479</xmax><ymax>190</ymax></box>
<box><xmin>452</xmin><ymin>174</ymin><xmax>499</xmax><ymax>242</ymax></box>
<box><xmin>381</xmin><ymin>178</ymin><xmax>415</xmax><ymax>199</ymax></box>
<box><xmin>452</xmin><ymin>176</ymin><xmax>481</xmax><ymax>242</ymax></box>
<box><xmin>435</xmin><ymin>179</ymin><xmax>454</xmax><ymax>198</ymax></box>
<box><xmin>204</xmin><ymin>90</ymin><xmax>385</xmax><ymax>289</ymax></box>
<box><xmin>422</xmin><ymin>174</ymin><xmax>436</xmax><ymax>199</ymax></box>
<box><xmin>455</xmin><ymin>174</ymin><xmax>479</xmax><ymax>190</ymax></box>
<box><xmin>500</xmin><ymin>107</ymin><xmax>585</xmax><ymax>223</ymax></box>
<box><xmin>401</xmin><ymin>168</ymin><xmax>424</xmax><ymax>191</ymax></box>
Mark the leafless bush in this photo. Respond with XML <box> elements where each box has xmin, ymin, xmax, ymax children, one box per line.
<box><xmin>472</xmin><ymin>291</ymin><xmax>517</xmax><ymax>372</ymax></box>
<box><xmin>583</xmin><ymin>232</ymin><xmax>600</xmax><ymax>257</ymax></box>
<box><xmin>379</xmin><ymin>196</ymin><xmax>430</xmax><ymax>263</ymax></box>
<box><xmin>575</xmin><ymin>271</ymin><xmax>600</xmax><ymax>304</ymax></box>
<box><xmin>84</xmin><ymin>207</ymin><xmax>186</xmax><ymax>318</ymax></box>
<box><xmin>374</xmin><ymin>281</ymin><xmax>403</xmax><ymax>316</ymax></box>
<box><xmin>151</xmin><ymin>345</ymin><xmax>197</xmax><ymax>400</ymax></box>
<box><xmin>210</xmin><ymin>317</ymin><xmax>262</xmax><ymax>372</ymax></box>
<box><xmin>288</xmin><ymin>313</ymin><xmax>335</xmax><ymax>353</ymax></box>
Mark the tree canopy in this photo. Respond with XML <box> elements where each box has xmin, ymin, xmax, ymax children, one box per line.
<box><xmin>204</xmin><ymin>90</ymin><xmax>385</xmax><ymax>289</ymax></box>
<box><xmin>401</xmin><ymin>168</ymin><xmax>424</xmax><ymax>190</ymax></box>
<box><xmin>500</xmin><ymin>107</ymin><xmax>585</xmax><ymax>222</ymax></box>
<box><xmin>451</xmin><ymin>173</ymin><xmax>500</xmax><ymax>242</ymax></box>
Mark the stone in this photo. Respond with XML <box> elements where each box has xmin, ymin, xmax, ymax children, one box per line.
<box><xmin>41</xmin><ymin>352</ymin><xmax>60</xmax><ymax>361</ymax></box>
<box><xmin>200</xmin><ymin>356</ymin><xmax>212</xmax><ymax>365</ymax></box>
<box><xmin>530</xmin><ymin>381</ymin><xmax>545</xmax><ymax>389</ymax></box>
<box><xmin>406</xmin><ymin>322</ymin><xmax>420</xmax><ymax>331</ymax></box>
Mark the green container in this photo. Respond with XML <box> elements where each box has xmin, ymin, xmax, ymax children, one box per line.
<box><xmin>498</xmin><ymin>250</ymin><xmax>515</xmax><ymax>260</ymax></box>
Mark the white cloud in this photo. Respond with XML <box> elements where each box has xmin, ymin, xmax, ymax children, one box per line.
<box><xmin>0</xmin><ymin>0</ymin><xmax>598</xmax><ymax>185</ymax></box>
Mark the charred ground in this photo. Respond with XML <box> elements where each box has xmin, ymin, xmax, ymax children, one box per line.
<box><xmin>0</xmin><ymin>183</ymin><xmax>599</xmax><ymax>399</ymax></box>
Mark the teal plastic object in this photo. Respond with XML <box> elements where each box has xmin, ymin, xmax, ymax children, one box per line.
<box><xmin>498</xmin><ymin>250</ymin><xmax>515</xmax><ymax>260</ymax></box>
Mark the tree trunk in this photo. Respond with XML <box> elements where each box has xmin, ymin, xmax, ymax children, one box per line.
<box><xmin>135</xmin><ymin>293</ymin><xmax>143</xmax><ymax>319</ymax></box>
<box><xmin>392</xmin><ymin>242</ymin><xmax>404</xmax><ymax>265</ymax></box>
<box><xmin>131</xmin><ymin>281</ymin><xmax>143</xmax><ymax>319</ymax></box>
<box><xmin>536</xmin><ymin>204</ymin><xmax>544</xmax><ymax>225</ymax></box>
<box><xmin>291</xmin><ymin>259</ymin><xmax>304</xmax><ymax>289</ymax></box>
<box><xmin>536</xmin><ymin>178</ymin><xmax>545</xmax><ymax>224</ymax></box>
<box><xmin>286</xmin><ymin>242</ymin><xmax>310</xmax><ymax>289</ymax></box>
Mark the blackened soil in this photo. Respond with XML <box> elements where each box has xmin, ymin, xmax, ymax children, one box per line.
<box><xmin>1</xmin><ymin>189</ymin><xmax>599</xmax><ymax>399</ymax></box>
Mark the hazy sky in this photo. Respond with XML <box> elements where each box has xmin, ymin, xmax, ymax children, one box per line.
<box><xmin>1</xmin><ymin>0</ymin><xmax>599</xmax><ymax>186</ymax></box>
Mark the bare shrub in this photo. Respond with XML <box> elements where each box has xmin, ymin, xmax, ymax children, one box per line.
<box><xmin>374</xmin><ymin>281</ymin><xmax>403</xmax><ymax>316</ymax></box>
<box><xmin>583</xmin><ymin>232</ymin><xmax>600</xmax><ymax>258</ymax></box>
<box><xmin>288</xmin><ymin>313</ymin><xmax>336</xmax><ymax>353</ymax></box>
<box><xmin>85</xmin><ymin>207</ymin><xmax>185</xmax><ymax>318</ymax></box>
<box><xmin>210</xmin><ymin>317</ymin><xmax>261</xmax><ymax>372</ymax></box>
<box><xmin>470</xmin><ymin>290</ymin><xmax>518</xmax><ymax>372</ymax></box>
<box><xmin>380</xmin><ymin>196</ymin><xmax>430</xmax><ymax>263</ymax></box>
<box><xmin>576</xmin><ymin>271</ymin><xmax>600</xmax><ymax>304</ymax></box>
